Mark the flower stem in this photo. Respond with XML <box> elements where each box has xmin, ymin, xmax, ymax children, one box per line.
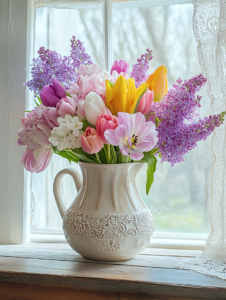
<box><xmin>95</xmin><ymin>153</ymin><xmax>101</xmax><ymax>164</ymax></box>
<box><xmin>107</xmin><ymin>144</ymin><xmax>111</xmax><ymax>164</ymax></box>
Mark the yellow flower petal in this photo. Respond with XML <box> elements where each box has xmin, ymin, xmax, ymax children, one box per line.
<box><xmin>111</xmin><ymin>75</ymin><xmax>128</xmax><ymax>113</ymax></box>
<box><xmin>129</xmin><ymin>83</ymin><xmax>148</xmax><ymax>114</ymax></box>
<box><xmin>105</xmin><ymin>80</ymin><xmax>116</xmax><ymax>115</ymax></box>
<box><xmin>125</xmin><ymin>78</ymin><xmax>136</xmax><ymax>112</ymax></box>
<box><xmin>146</xmin><ymin>65</ymin><xmax>167</xmax><ymax>102</ymax></box>
<box><xmin>105</xmin><ymin>75</ymin><xmax>147</xmax><ymax>115</ymax></box>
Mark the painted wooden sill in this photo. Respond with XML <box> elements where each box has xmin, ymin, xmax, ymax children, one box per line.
<box><xmin>0</xmin><ymin>243</ymin><xmax>225</xmax><ymax>300</ymax></box>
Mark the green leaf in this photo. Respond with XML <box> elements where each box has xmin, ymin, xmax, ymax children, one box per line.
<box><xmin>53</xmin><ymin>147</ymin><xmax>78</xmax><ymax>164</ymax></box>
<box><xmin>66</xmin><ymin>91</ymin><xmax>72</xmax><ymax>98</ymax></box>
<box><xmin>34</xmin><ymin>99</ymin><xmax>40</xmax><ymax>107</ymax></box>
<box><xmin>146</xmin><ymin>147</ymin><xmax>159</xmax><ymax>156</ymax></box>
<box><xmin>119</xmin><ymin>152</ymin><xmax>129</xmax><ymax>163</ymax></box>
<box><xmin>133</xmin><ymin>87</ymin><xmax>147</xmax><ymax>113</ymax></box>
<box><xmin>99</xmin><ymin>148</ymin><xmax>107</xmax><ymax>164</ymax></box>
<box><xmin>111</xmin><ymin>145</ymin><xmax>117</xmax><ymax>164</ymax></box>
<box><xmin>36</xmin><ymin>95</ymin><xmax>42</xmax><ymax>104</ymax></box>
<box><xmin>71</xmin><ymin>148</ymin><xmax>100</xmax><ymax>164</ymax></box>
<box><xmin>141</xmin><ymin>154</ymin><xmax>157</xmax><ymax>195</ymax></box>
<box><xmin>108</xmin><ymin>80</ymin><xmax>114</xmax><ymax>88</ymax></box>
<box><xmin>82</xmin><ymin>118</ymin><xmax>91</xmax><ymax>131</ymax></box>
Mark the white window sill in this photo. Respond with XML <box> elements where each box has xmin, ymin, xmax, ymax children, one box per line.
<box><xmin>30</xmin><ymin>229</ymin><xmax>207</xmax><ymax>250</ymax></box>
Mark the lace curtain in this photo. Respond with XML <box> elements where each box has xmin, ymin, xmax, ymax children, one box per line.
<box><xmin>178</xmin><ymin>0</ymin><xmax>226</xmax><ymax>279</ymax></box>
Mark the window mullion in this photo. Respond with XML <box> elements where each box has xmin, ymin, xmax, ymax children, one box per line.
<box><xmin>103</xmin><ymin>0</ymin><xmax>113</xmax><ymax>71</ymax></box>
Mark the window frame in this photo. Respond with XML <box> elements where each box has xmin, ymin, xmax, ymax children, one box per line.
<box><xmin>0</xmin><ymin>0</ymin><xmax>206</xmax><ymax>250</ymax></box>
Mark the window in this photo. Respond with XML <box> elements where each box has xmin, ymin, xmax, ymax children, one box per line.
<box><xmin>31</xmin><ymin>0</ymin><xmax>209</xmax><ymax>247</ymax></box>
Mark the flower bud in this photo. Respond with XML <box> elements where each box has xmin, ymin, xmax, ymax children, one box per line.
<box><xmin>146</xmin><ymin>66</ymin><xmax>167</xmax><ymax>102</ymax></box>
<box><xmin>96</xmin><ymin>114</ymin><xmax>118</xmax><ymax>144</ymax></box>
<box><xmin>137</xmin><ymin>90</ymin><xmax>154</xmax><ymax>115</ymax></box>
<box><xmin>40</xmin><ymin>78</ymin><xmax>66</xmax><ymax>107</ymax></box>
<box><xmin>81</xmin><ymin>127</ymin><xmax>103</xmax><ymax>154</ymax></box>
<box><xmin>84</xmin><ymin>92</ymin><xmax>107</xmax><ymax>125</ymax></box>
<box><xmin>110</xmin><ymin>60</ymin><xmax>129</xmax><ymax>75</ymax></box>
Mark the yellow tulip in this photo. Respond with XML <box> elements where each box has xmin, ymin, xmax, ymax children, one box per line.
<box><xmin>105</xmin><ymin>75</ymin><xmax>147</xmax><ymax>115</ymax></box>
<box><xmin>146</xmin><ymin>66</ymin><xmax>168</xmax><ymax>102</ymax></box>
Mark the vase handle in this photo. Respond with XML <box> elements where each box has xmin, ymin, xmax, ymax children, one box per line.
<box><xmin>53</xmin><ymin>168</ymin><xmax>82</xmax><ymax>219</ymax></box>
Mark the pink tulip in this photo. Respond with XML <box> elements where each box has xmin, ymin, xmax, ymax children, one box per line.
<box><xmin>16</xmin><ymin>106</ymin><xmax>55</xmax><ymax>173</ymax></box>
<box><xmin>21</xmin><ymin>146</ymin><xmax>53</xmax><ymax>173</ymax></box>
<box><xmin>56</xmin><ymin>96</ymin><xmax>77</xmax><ymax>118</ymax></box>
<box><xmin>76</xmin><ymin>100</ymin><xmax>85</xmax><ymax>121</ymax></box>
<box><xmin>137</xmin><ymin>90</ymin><xmax>154</xmax><ymax>115</ymax></box>
<box><xmin>17</xmin><ymin>107</ymin><xmax>52</xmax><ymax>149</ymax></box>
<box><xmin>104</xmin><ymin>112</ymin><xmax>158</xmax><ymax>161</ymax></box>
<box><xmin>81</xmin><ymin>127</ymin><xmax>103</xmax><ymax>154</ymax></box>
<box><xmin>110</xmin><ymin>60</ymin><xmax>129</xmax><ymax>75</ymax></box>
<box><xmin>96</xmin><ymin>114</ymin><xmax>118</xmax><ymax>144</ymax></box>
<box><xmin>42</xmin><ymin>107</ymin><xmax>59</xmax><ymax>129</ymax></box>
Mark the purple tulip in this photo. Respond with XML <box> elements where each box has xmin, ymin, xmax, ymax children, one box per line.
<box><xmin>40</xmin><ymin>78</ymin><xmax>66</xmax><ymax>107</ymax></box>
<box><xmin>110</xmin><ymin>60</ymin><xmax>129</xmax><ymax>75</ymax></box>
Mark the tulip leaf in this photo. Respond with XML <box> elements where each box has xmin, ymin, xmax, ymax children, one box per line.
<box><xmin>141</xmin><ymin>153</ymin><xmax>157</xmax><ymax>195</ymax></box>
<box><xmin>108</xmin><ymin>80</ymin><xmax>114</xmax><ymax>88</ymax></box>
<box><xmin>111</xmin><ymin>145</ymin><xmax>117</xmax><ymax>164</ymax></box>
<box><xmin>53</xmin><ymin>147</ymin><xmax>76</xmax><ymax>164</ymax></box>
<box><xmin>36</xmin><ymin>95</ymin><xmax>42</xmax><ymax>104</ymax></box>
<box><xmin>66</xmin><ymin>91</ymin><xmax>72</xmax><ymax>98</ymax></box>
<box><xmin>71</xmin><ymin>148</ymin><xmax>100</xmax><ymax>164</ymax></box>
<box><xmin>133</xmin><ymin>88</ymin><xmax>147</xmax><ymax>114</ymax></box>
<box><xmin>34</xmin><ymin>99</ymin><xmax>40</xmax><ymax>107</ymax></box>
<box><xmin>99</xmin><ymin>148</ymin><xmax>107</xmax><ymax>164</ymax></box>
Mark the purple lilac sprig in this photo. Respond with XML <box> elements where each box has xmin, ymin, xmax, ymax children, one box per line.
<box><xmin>25</xmin><ymin>36</ymin><xmax>93</xmax><ymax>95</ymax></box>
<box><xmin>149</xmin><ymin>74</ymin><xmax>207</xmax><ymax>126</ymax></box>
<box><xmin>70</xmin><ymin>36</ymin><xmax>92</xmax><ymax>70</ymax></box>
<box><xmin>130</xmin><ymin>49</ymin><xmax>153</xmax><ymax>88</ymax></box>
<box><xmin>155</xmin><ymin>113</ymin><xmax>225</xmax><ymax>165</ymax></box>
<box><xmin>148</xmin><ymin>74</ymin><xmax>225</xmax><ymax>165</ymax></box>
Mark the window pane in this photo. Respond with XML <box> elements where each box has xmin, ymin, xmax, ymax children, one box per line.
<box><xmin>31</xmin><ymin>4</ymin><xmax>104</xmax><ymax>229</ymax></box>
<box><xmin>112</xmin><ymin>2</ymin><xmax>211</xmax><ymax>233</ymax></box>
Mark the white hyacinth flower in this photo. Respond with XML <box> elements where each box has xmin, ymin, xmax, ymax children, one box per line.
<box><xmin>57</xmin><ymin>114</ymin><xmax>73</xmax><ymax>126</ymax></box>
<box><xmin>49</xmin><ymin>114</ymin><xmax>83</xmax><ymax>151</ymax></box>
<box><xmin>68</xmin><ymin>116</ymin><xmax>83</xmax><ymax>136</ymax></box>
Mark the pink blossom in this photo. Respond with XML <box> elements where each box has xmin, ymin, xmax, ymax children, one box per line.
<box><xmin>21</xmin><ymin>146</ymin><xmax>53</xmax><ymax>173</ymax></box>
<box><xmin>137</xmin><ymin>90</ymin><xmax>154</xmax><ymax>115</ymax></box>
<box><xmin>96</xmin><ymin>114</ymin><xmax>118</xmax><ymax>144</ymax></box>
<box><xmin>67</xmin><ymin>82</ymin><xmax>79</xmax><ymax>99</ymax></box>
<box><xmin>56</xmin><ymin>96</ymin><xmax>78</xmax><ymax>118</ymax></box>
<box><xmin>111</xmin><ymin>70</ymin><xmax>129</xmax><ymax>83</ymax></box>
<box><xmin>68</xmin><ymin>74</ymin><xmax>106</xmax><ymax>101</ymax></box>
<box><xmin>104</xmin><ymin>112</ymin><xmax>158</xmax><ymax>160</ymax></box>
<box><xmin>81</xmin><ymin>127</ymin><xmax>103</xmax><ymax>154</ymax></box>
<box><xmin>78</xmin><ymin>64</ymin><xmax>111</xmax><ymax>80</ymax></box>
<box><xmin>110</xmin><ymin>60</ymin><xmax>129</xmax><ymax>75</ymax></box>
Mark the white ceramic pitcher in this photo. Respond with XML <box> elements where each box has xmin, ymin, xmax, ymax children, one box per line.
<box><xmin>53</xmin><ymin>162</ymin><xmax>154</xmax><ymax>261</ymax></box>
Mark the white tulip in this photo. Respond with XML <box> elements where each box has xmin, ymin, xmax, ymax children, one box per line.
<box><xmin>84</xmin><ymin>92</ymin><xmax>107</xmax><ymax>126</ymax></box>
